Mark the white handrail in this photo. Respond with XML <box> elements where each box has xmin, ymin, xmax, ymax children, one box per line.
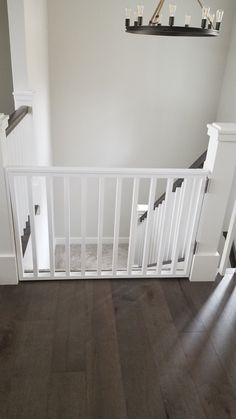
<box><xmin>6</xmin><ymin>167</ymin><xmax>209</xmax><ymax>177</ymax></box>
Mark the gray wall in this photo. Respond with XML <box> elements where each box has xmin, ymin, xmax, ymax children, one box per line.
<box><xmin>217</xmin><ymin>11</ymin><xmax>236</xmax><ymax>122</ymax></box>
<box><xmin>0</xmin><ymin>0</ymin><xmax>14</xmax><ymax>114</ymax></box>
<box><xmin>48</xmin><ymin>0</ymin><xmax>236</xmax><ymax>169</ymax></box>
<box><xmin>217</xmin><ymin>11</ymin><xmax>236</xmax><ymax>241</ymax></box>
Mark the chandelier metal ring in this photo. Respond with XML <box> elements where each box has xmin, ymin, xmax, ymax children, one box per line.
<box><xmin>125</xmin><ymin>0</ymin><xmax>224</xmax><ymax>37</ymax></box>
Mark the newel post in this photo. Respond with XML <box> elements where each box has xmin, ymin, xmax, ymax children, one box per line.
<box><xmin>190</xmin><ymin>123</ymin><xmax>236</xmax><ymax>282</ymax></box>
<box><xmin>0</xmin><ymin>114</ymin><xmax>18</xmax><ymax>285</ymax></box>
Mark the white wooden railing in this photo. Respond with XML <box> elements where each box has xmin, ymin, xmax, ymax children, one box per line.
<box><xmin>135</xmin><ymin>176</ymin><xmax>206</xmax><ymax>276</ymax></box>
<box><xmin>1</xmin><ymin>108</ymin><xmax>35</xmax><ymax>239</ymax></box>
<box><xmin>7</xmin><ymin>166</ymin><xmax>208</xmax><ymax>281</ymax></box>
<box><xmin>3</xmin><ymin>114</ymin><xmax>35</xmax><ymax>167</ymax></box>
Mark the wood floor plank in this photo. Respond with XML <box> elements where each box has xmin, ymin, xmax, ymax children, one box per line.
<box><xmin>138</xmin><ymin>280</ymin><xmax>207</xmax><ymax>419</ymax></box>
<box><xmin>0</xmin><ymin>374</ymin><xmax>11</xmax><ymax>419</ymax></box>
<box><xmin>112</xmin><ymin>280</ymin><xmax>167</xmax><ymax>419</ymax></box>
<box><xmin>46</xmin><ymin>372</ymin><xmax>87</xmax><ymax>419</ymax></box>
<box><xmin>23</xmin><ymin>282</ymin><xmax>59</xmax><ymax>321</ymax></box>
<box><xmin>0</xmin><ymin>285</ymin><xmax>29</xmax><ymax>323</ymax></box>
<box><xmin>161</xmin><ymin>279</ymin><xmax>206</xmax><ymax>333</ymax></box>
<box><xmin>6</xmin><ymin>376</ymin><xmax>49</xmax><ymax>419</ymax></box>
<box><xmin>86</xmin><ymin>280</ymin><xmax>127</xmax><ymax>419</ymax></box>
<box><xmin>13</xmin><ymin>320</ymin><xmax>54</xmax><ymax>376</ymax></box>
<box><xmin>51</xmin><ymin>281</ymin><xmax>87</xmax><ymax>373</ymax></box>
<box><xmin>180</xmin><ymin>273</ymin><xmax>236</xmax><ymax>418</ymax></box>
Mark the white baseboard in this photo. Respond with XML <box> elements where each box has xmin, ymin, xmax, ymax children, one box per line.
<box><xmin>55</xmin><ymin>237</ymin><xmax>129</xmax><ymax>245</ymax></box>
<box><xmin>0</xmin><ymin>254</ymin><xmax>18</xmax><ymax>285</ymax></box>
<box><xmin>190</xmin><ymin>252</ymin><xmax>220</xmax><ymax>282</ymax></box>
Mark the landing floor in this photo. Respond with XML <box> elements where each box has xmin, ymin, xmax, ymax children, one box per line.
<box><xmin>0</xmin><ymin>271</ymin><xmax>236</xmax><ymax>418</ymax></box>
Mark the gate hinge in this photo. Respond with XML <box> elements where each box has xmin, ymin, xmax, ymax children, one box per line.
<box><xmin>204</xmin><ymin>178</ymin><xmax>210</xmax><ymax>194</ymax></box>
<box><xmin>193</xmin><ymin>240</ymin><xmax>198</xmax><ymax>255</ymax></box>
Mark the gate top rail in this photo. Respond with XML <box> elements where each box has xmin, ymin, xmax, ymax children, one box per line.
<box><xmin>6</xmin><ymin>166</ymin><xmax>209</xmax><ymax>178</ymax></box>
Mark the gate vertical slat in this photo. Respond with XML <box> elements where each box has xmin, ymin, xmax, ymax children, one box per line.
<box><xmin>97</xmin><ymin>176</ymin><xmax>104</xmax><ymax>276</ymax></box>
<box><xmin>112</xmin><ymin>177</ymin><xmax>122</xmax><ymax>275</ymax></box>
<box><xmin>9</xmin><ymin>175</ymin><xmax>24</xmax><ymax>280</ymax></box>
<box><xmin>46</xmin><ymin>175</ymin><xmax>55</xmax><ymax>277</ymax></box>
<box><xmin>27</xmin><ymin>176</ymin><xmax>38</xmax><ymax>277</ymax></box>
<box><xmin>127</xmin><ymin>178</ymin><xmax>140</xmax><ymax>275</ymax></box>
<box><xmin>153</xmin><ymin>205</ymin><xmax>161</xmax><ymax>264</ymax></box>
<box><xmin>142</xmin><ymin>178</ymin><xmax>157</xmax><ymax>275</ymax></box>
<box><xmin>166</xmin><ymin>191</ymin><xmax>177</xmax><ymax>261</ymax></box>
<box><xmin>64</xmin><ymin>177</ymin><xmax>71</xmax><ymax>277</ymax></box>
<box><xmin>156</xmin><ymin>179</ymin><xmax>174</xmax><ymax>275</ymax></box>
<box><xmin>181</xmin><ymin>178</ymin><xmax>196</xmax><ymax>260</ymax></box>
<box><xmin>171</xmin><ymin>179</ymin><xmax>188</xmax><ymax>274</ymax></box>
<box><xmin>81</xmin><ymin>177</ymin><xmax>87</xmax><ymax>276</ymax></box>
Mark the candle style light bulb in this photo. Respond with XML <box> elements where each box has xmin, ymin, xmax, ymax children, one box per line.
<box><xmin>201</xmin><ymin>6</ymin><xmax>210</xmax><ymax>29</ymax></box>
<box><xmin>169</xmin><ymin>4</ymin><xmax>177</xmax><ymax>26</ymax></box>
<box><xmin>185</xmin><ymin>15</ymin><xmax>191</xmax><ymax>27</ymax></box>
<box><xmin>208</xmin><ymin>13</ymin><xmax>214</xmax><ymax>29</ymax></box>
<box><xmin>125</xmin><ymin>8</ymin><xmax>132</xmax><ymax>27</ymax></box>
<box><xmin>158</xmin><ymin>14</ymin><xmax>162</xmax><ymax>26</ymax></box>
<box><xmin>134</xmin><ymin>11</ymin><xmax>138</xmax><ymax>26</ymax></box>
<box><xmin>137</xmin><ymin>5</ymin><xmax>144</xmax><ymax>25</ymax></box>
<box><xmin>216</xmin><ymin>9</ymin><xmax>224</xmax><ymax>30</ymax></box>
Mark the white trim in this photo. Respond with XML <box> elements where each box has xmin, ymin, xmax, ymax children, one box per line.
<box><xmin>55</xmin><ymin>237</ymin><xmax>129</xmax><ymax>245</ymax></box>
<box><xmin>13</xmin><ymin>90</ymin><xmax>34</xmax><ymax>108</ymax></box>
<box><xmin>190</xmin><ymin>252</ymin><xmax>220</xmax><ymax>282</ymax></box>
<box><xmin>20</xmin><ymin>271</ymin><xmax>188</xmax><ymax>281</ymax></box>
<box><xmin>211</xmin><ymin>123</ymin><xmax>236</xmax><ymax>136</ymax></box>
<box><xmin>0</xmin><ymin>254</ymin><xmax>18</xmax><ymax>285</ymax></box>
<box><xmin>207</xmin><ymin>123</ymin><xmax>236</xmax><ymax>141</ymax></box>
<box><xmin>6</xmin><ymin>167</ymin><xmax>209</xmax><ymax>178</ymax></box>
<box><xmin>0</xmin><ymin>114</ymin><xmax>9</xmax><ymax>132</ymax></box>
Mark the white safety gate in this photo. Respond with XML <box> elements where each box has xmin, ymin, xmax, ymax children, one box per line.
<box><xmin>6</xmin><ymin>167</ymin><xmax>208</xmax><ymax>281</ymax></box>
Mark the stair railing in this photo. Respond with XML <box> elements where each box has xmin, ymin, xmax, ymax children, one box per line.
<box><xmin>6</xmin><ymin>166</ymin><xmax>208</xmax><ymax>281</ymax></box>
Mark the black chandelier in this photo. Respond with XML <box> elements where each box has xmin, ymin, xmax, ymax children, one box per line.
<box><xmin>125</xmin><ymin>0</ymin><xmax>224</xmax><ymax>37</ymax></box>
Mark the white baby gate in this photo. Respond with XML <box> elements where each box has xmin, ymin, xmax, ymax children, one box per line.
<box><xmin>6</xmin><ymin>167</ymin><xmax>208</xmax><ymax>281</ymax></box>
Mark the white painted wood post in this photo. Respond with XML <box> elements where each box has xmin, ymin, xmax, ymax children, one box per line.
<box><xmin>219</xmin><ymin>196</ymin><xmax>236</xmax><ymax>275</ymax></box>
<box><xmin>190</xmin><ymin>123</ymin><xmax>236</xmax><ymax>282</ymax></box>
<box><xmin>0</xmin><ymin>114</ymin><xmax>18</xmax><ymax>284</ymax></box>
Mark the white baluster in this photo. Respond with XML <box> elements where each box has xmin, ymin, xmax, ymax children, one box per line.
<box><xmin>46</xmin><ymin>175</ymin><xmax>55</xmax><ymax>277</ymax></box>
<box><xmin>156</xmin><ymin>179</ymin><xmax>174</xmax><ymax>275</ymax></box>
<box><xmin>127</xmin><ymin>178</ymin><xmax>140</xmax><ymax>275</ymax></box>
<box><xmin>171</xmin><ymin>180</ymin><xmax>188</xmax><ymax>274</ymax></box>
<box><xmin>112</xmin><ymin>178</ymin><xmax>122</xmax><ymax>275</ymax></box>
<box><xmin>81</xmin><ymin>177</ymin><xmax>87</xmax><ymax>276</ymax></box>
<box><xmin>97</xmin><ymin>177</ymin><xmax>104</xmax><ymax>276</ymax></box>
<box><xmin>142</xmin><ymin>178</ymin><xmax>157</xmax><ymax>275</ymax></box>
<box><xmin>27</xmin><ymin>176</ymin><xmax>38</xmax><ymax>277</ymax></box>
<box><xmin>64</xmin><ymin>176</ymin><xmax>71</xmax><ymax>277</ymax></box>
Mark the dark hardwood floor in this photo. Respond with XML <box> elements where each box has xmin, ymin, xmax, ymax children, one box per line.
<box><xmin>0</xmin><ymin>272</ymin><xmax>236</xmax><ymax>419</ymax></box>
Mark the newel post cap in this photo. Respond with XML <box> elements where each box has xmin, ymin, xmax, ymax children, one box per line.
<box><xmin>207</xmin><ymin>122</ymin><xmax>236</xmax><ymax>142</ymax></box>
